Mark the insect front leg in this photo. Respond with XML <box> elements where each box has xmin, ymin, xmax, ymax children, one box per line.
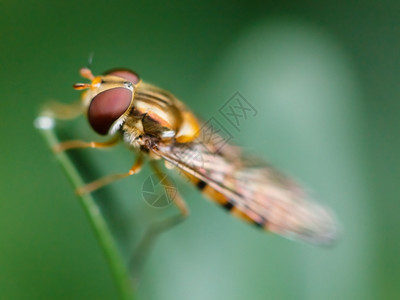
<box><xmin>38</xmin><ymin>98</ymin><xmax>121</xmax><ymax>154</ymax></box>
<box><xmin>76</xmin><ymin>153</ymin><xmax>144</xmax><ymax>195</ymax></box>
<box><xmin>52</xmin><ymin>135</ymin><xmax>120</xmax><ymax>153</ymax></box>
<box><xmin>41</xmin><ymin>99</ymin><xmax>84</xmax><ymax>120</ymax></box>
<box><xmin>129</xmin><ymin>160</ymin><xmax>189</xmax><ymax>277</ymax></box>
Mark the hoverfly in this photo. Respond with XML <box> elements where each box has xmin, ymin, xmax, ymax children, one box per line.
<box><xmin>42</xmin><ymin>67</ymin><xmax>338</xmax><ymax>245</ymax></box>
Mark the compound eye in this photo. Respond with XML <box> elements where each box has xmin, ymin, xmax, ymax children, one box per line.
<box><xmin>88</xmin><ymin>87</ymin><xmax>132</xmax><ymax>135</ymax></box>
<box><xmin>105</xmin><ymin>69</ymin><xmax>140</xmax><ymax>85</ymax></box>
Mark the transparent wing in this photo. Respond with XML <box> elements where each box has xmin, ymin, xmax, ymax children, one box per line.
<box><xmin>150</xmin><ymin>137</ymin><xmax>338</xmax><ymax>245</ymax></box>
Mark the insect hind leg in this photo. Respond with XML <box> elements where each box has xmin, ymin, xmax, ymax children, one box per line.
<box><xmin>149</xmin><ymin>160</ymin><xmax>189</xmax><ymax>216</ymax></box>
<box><xmin>129</xmin><ymin>160</ymin><xmax>189</xmax><ymax>279</ymax></box>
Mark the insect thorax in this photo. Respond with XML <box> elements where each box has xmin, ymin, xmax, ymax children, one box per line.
<box><xmin>120</xmin><ymin>106</ymin><xmax>177</xmax><ymax>150</ymax></box>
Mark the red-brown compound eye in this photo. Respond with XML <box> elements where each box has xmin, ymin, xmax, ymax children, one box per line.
<box><xmin>106</xmin><ymin>69</ymin><xmax>140</xmax><ymax>85</ymax></box>
<box><xmin>88</xmin><ymin>88</ymin><xmax>132</xmax><ymax>135</ymax></box>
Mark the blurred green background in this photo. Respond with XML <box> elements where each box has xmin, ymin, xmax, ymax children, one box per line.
<box><xmin>1</xmin><ymin>1</ymin><xmax>399</xmax><ymax>299</ymax></box>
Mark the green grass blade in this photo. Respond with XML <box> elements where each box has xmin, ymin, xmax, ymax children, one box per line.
<box><xmin>35</xmin><ymin>116</ymin><xmax>135</xmax><ymax>300</ymax></box>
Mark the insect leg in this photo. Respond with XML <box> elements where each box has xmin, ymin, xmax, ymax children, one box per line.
<box><xmin>52</xmin><ymin>135</ymin><xmax>120</xmax><ymax>153</ymax></box>
<box><xmin>149</xmin><ymin>160</ymin><xmax>189</xmax><ymax>216</ymax></box>
<box><xmin>129</xmin><ymin>160</ymin><xmax>189</xmax><ymax>278</ymax></box>
<box><xmin>76</xmin><ymin>154</ymin><xmax>144</xmax><ymax>195</ymax></box>
<box><xmin>41</xmin><ymin>100</ymin><xmax>84</xmax><ymax>120</ymax></box>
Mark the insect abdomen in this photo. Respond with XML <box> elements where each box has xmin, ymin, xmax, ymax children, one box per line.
<box><xmin>184</xmin><ymin>172</ymin><xmax>265</xmax><ymax>229</ymax></box>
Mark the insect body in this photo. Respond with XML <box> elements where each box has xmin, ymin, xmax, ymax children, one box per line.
<box><xmin>47</xmin><ymin>67</ymin><xmax>338</xmax><ymax>245</ymax></box>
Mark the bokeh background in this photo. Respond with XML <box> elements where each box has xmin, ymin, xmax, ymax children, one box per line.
<box><xmin>1</xmin><ymin>1</ymin><xmax>399</xmax><ymax>299</ymax></box>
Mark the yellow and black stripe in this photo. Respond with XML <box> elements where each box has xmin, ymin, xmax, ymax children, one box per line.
<box><xmin>183</xmin><ymin>172</ymin><xmax>267</xmax><ymax>229</ymax></box>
